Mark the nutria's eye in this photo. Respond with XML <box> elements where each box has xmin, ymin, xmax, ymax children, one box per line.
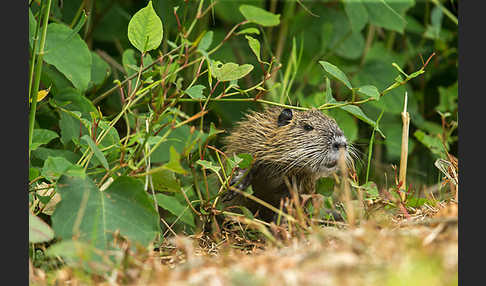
<box><xmin>303</xmin><ymin>124</ymin><xmax>314</xmax><ymax>131</ymax></box>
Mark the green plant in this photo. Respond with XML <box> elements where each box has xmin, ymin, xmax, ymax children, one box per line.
<box><xmin>28</xmin><ymin>0</ymin><xmax>457</xmax><ymax>276</ymax></box>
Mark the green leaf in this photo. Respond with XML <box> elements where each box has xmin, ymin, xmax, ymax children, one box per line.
<box><xmin>211</xmin><ymin>61</ymin><xmax>254</xmax><ymax>82</ymax></box>
<box><xmin>236</xmin><ymin>27</ymin><xmax>260</xmax><ymax>35</ymax></box>
<box><xmin>29</xmin><ymin>167</ymin><xmax>40</xmax><ymax>181</ymax></box>
<box><xmin>239</xmin><ymin>5</ymin><xmax>280</xmax><ymax>27</ymax></box>
<box><xmin>41</xmin><ymin>156</ymin><xmax>85</xmax><ymax>182</ymax></box>
<box><xmin>414</xmin><ymin>130</ymin><xmax>445</xmax><ymax>157</ymax></box>
<box><xmin>155</xmin><ymin>193</ymin><xmax>195</xmax><ymax>227</ymax></box>
<box><xmin>364</xmin><ymin>0</ymin><xmax>407</xmax><ymax>33</ymax></box>
<box><xmin>235</xmin><ymin>206</ymin><xmax>255</xmax><ymax>219</ymax></box>
<box><xmin>208</xmin><ymin>122</ymin><xmax>225</xmax><ymax>141</ymax></box>
<box><xmin>29</xmin><ymin>8</ymin><xmax>37</xmax><ymax>49</ymax></box>
<box><xmin>343</xmin><ymin>0</ymin><xmax>369</xmax><ymax>33</ymax></box>
<box><xmin>424</xmin><ymin>6</ymin><xmax>443</xmax><ymax>39</ymax></box>
<box><xmin>29</xmin><ymin>212</ymin><xmax>54</xmax><ymax>243</ymax></box>
<box><xmin>196</xmin><ymin>159</ymin><xmax>221</xmax><ymax>173</ymax></box>
<box><xmin>339</xmin><ymin>105</ymin><xmax>385</xmax><ymax>138</ymax></box>
<box><xmin>89</xmin><ymin>52</ymin><xmax>111</xmax><ymax>90</ymax></box>
<box><xmin>319</xmin><ymin>61</ymin><xmax>353</xmax><ymax>90</ymax></box>
<box><xmin>245</xmin><ymin>35</ymin><xmax>261</xmax><ymax>62</ymax></box>
<box><xmin>43</xmin><ymin>23</ymin><xmax>92</xmax><ymax>91</ymax></box>
<box><xmin>31</xmin><ymin>129</ymin><xmax>59</xmax><ymax>151</ymax></box>
<box><xmin>122</xmin><ymin>49</ymin><xmax>138</xmax><ymax>74</ymax></box>
<box><xmin>81</xmin><ymin>135</ymin><xmax>109</xmax><ymax>170</ymax></box>
<box><xmin>163</xmin><ymin>146</ymin><xmax>187</xmax><ymax>174</ymax></box>
<box><xmin>184</xmin><ymin>85</ymin><xmax>206</xmax><ymax>99</ymax></box>
<box><xmin>46</xmin><ymin>240</ymin><xmax>113</xmax><ymax>275</ymax></box>
<box><xmin>52</xmin><ymin>176</ymin><xmax>160</xmax><ymax>250</ymax></box>
<box><xmin>152</xmin><ymin>169</ymin><xmax>181</xmax><ymax>192</ymax></box>
<box><xmin>235</xmin><ymin>153</ymin><xmax>253</xmax><ymax>169</ymax></box>
<box><xmin>436</xmin><ymin>82</ymin><xmax>458</xmax><ymax>113</ymax></box>
<box><xmin>360</xmin><ymin>181</ymin><xmax>379</xmax><ymax>198</ymax></box>
<box><xmin>53</xmin><ymin>88</ymin><xmax>98</xmax><ymax>119</ymax></box>
<box><xmin>335</xmin><ymin>30</ymin><xmax>365</xmax><ymax>60</ymax></box>
<box><xmin>127</xmin><ymin>0</ymin><xmax>163</xmax><ymax>53</ymax></box>
<box><xmin>32</xmin><ymin>147</ymin><xmax>81</xmax><ymax>164</ymax></box>
<box><xmin>197</xmin><ymin>31</ymin><xmax>213</xmax><ymax>52</ymax></box>
<box><xmin>357</xmin><ymin>85</ymin><xmax>380</xmax><ymax>100</ymax></box>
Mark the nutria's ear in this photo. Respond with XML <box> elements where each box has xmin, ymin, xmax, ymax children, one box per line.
<box><xmin>278</xmin><ymin>108</ymin><xmax>293</xmax><ymax>127</ymax></box>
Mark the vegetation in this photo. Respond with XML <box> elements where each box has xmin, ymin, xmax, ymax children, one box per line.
<box><xmin>29</xmin><ymin>0</ymin><xmax>458</xmax><ymax>284</ymax></box>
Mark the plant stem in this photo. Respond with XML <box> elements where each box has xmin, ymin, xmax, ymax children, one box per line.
<box><xmin>399</xmin><ymin>92</ymin><xmax>410</xmax><ymax>201</ymax></box>
<box><xmin>365</xmin><ymin>109</ymin><xmax>384</xmax><ymax>184</ymax></box>
<box><xmin>29</xmin><ymin>0</ymin><xmax>52</xmax><ymax>161</ymax></box>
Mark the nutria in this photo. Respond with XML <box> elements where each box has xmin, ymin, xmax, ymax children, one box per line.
<box><xmin>222</xmin><ymin>107</ymin><xmax>353</xmax><ymax>221</ymax></box>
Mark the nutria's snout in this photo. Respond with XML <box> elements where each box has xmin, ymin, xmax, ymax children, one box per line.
<box><xmin>331</xmin><ymin>138</ymin><xmax>347</xmax><ymax>151</ymax></box>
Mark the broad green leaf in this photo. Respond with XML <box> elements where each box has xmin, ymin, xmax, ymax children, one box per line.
<box><xmin>414</xmin><ymin>130</ymin><xmax>445</xmax><ymax>157</ymax></box>
<box><xmin>29</xmin><ymin>167</ymin><xmax>40</xmax><ymax>181</ymax></box>
<box><xmin>424</xmin><ymin>6</ymin><xmax>443</xmax><ymax>39</ymax></box>
<box><xmin>58</xmin><ymin>111</ymin><xmax>83</xmax><ymax>146</ymax></box>
<box><xmin>360</xmin><ymin>181</ymin><xmax>379</xmax><ymax>198</ymax></box>
<box><xmin>339</xmin><ymin>105</ymin><xmax>385</xmax><ymax>138</ymax></box>
<box><xmin>436</xmin><ymin>82</ymin><xmax>458</xmax><ymax>113</ymax></box>
<box><xmin>335</xmin><ymin>30</ymin><xmax>365</xmax><ymax>60</ymax></box>
<box><xmin>357</xmin><ymin>85</ymin><xmax>380</xmax><ymax>100</ymax></box>
<box><xmin>52</xmin><ymin>176</ymin><xmax>160</xmax><ymax>250</ymax></box>
<box><xmin>81</xmin><ymin>135</ymin><xmax>109</xmax><ymax>170</ymax></box>
<box><xmin>319</xmin><ymin>61</ymin><xmax>353</xmax><ymax>90</ymax></box>
<box><xmin>197</xmin><ymin>159</ymin><xmax>221</xmax><ymax>173</ymax></box>
<box><xmin>239</xmin><ymin>5</ymin><xmax>280</xmax><ymax>27</ymax></box>
<box><xmin>41</xmin><ymin>156</ymin><xmax>85</xmax><ymax>182</ymax></box>
<box><xmin>343</xmin><ymin>0</ymin><xmax>369</xmax><ymax>33</ymax></box>
<box><xmin>89</xmin><ymin>51</ymin><xmax>111</xmax><ymax>90</ymax></box>
<box><xmin>197</xmin><ymin>31</ymin><xmax>213</xmax><ymax>52</ymax></box>
<box><xmin>122</xmin><ymin>49</ymin><xmax>138</xmax><ymax>74</ymax></box>
<box><xmin>40</xmin><ymin>63</ymin><xmax>74</xmax><ymax>94</ymax></box>
<box><xmin>31</xmin><ymin>129</ymin><xmax>59</xmax><ymax>151</ymax></box>
<box><xmin>148</xmin><ymin>123</ymin><xmax>199</xmax><ymax>164</ymax></box>
<box><xmin>32</xmin><ymin>147</ymin><xmax>81</xmax><ymax>164</ymax></box>
<box><xmin>29</xmin><ymin>212</ymin><xmax>54</xmax><ymax>243</ymax></box>
<box><xmin>46</xmin><ymin>240</ymin><xmax>113</xmax><ymax>274</ymax></box>
<box><xmin>235</xmin><ymin>153</ymin><xmax>253</xmax><ymax>169</ymax></box>
<box><xmin>53</xmin><ymin>88</ymin><xmax>97</xmax><ymax>119</ymax></box>
<box><xmin>245</xmin><ymin>35</ymin><xmax>261</xmax><ymax>62</ymax></box>
<box><xmin>211</xmin><ymin>61</ymin><xmax>254</xmax><ymax>82</ymax></box>
<box><xmin>163</xmin><ymin>146</ymin><xmax>187</xmax><ymax>174</ymax></box>
<box><xmin>127</xmin><ymin>0</ymin><xmax>163</xmax><ymax>53</ymax></box>
<box><xmin>364</xmin><ymin>0</ymin><xmax>407</xmax><ymax>33</ymax></box>
<box><xmin>184</xmin><ymin>85</ymin><xmax>206</xmax><ymax>99</ymax></box>
<box><xmin>43</xmin><ymin>23</ymin><xmax>92</xmax><ymax>91</ymax></box>
<box><xmin>155</xmin><ymin>193</ymin><xmax>195</xmax><ymax>227</ymax></box>
<box><xmin>152</xmin><ymin>169</ymin><xmax>181</xmax><ymax>192</ymax></box>
<box><xmin>236</xmin><ymin>27</ymin><xmax>260</xmax><ymax>35</ymax></box>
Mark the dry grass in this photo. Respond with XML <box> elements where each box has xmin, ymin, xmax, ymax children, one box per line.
<box><xmin>29</xmin><ymin>200</ymin><xmax>458</xmax><ymax>286</ymax></box>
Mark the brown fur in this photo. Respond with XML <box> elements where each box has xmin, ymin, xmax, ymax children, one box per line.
<box><xmin>223</xmin><ymin>106</ymin><xmax>350</xmax><ymax>220</ymax></box>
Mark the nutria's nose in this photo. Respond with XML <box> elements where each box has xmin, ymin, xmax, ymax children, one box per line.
<box><xmin>332</xmin><ymin>138</ymin><xmax>347</xmax><ymax>151</ymax></box>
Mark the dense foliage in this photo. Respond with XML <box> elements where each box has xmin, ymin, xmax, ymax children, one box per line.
<box><xmin>28</xmin><ymin>0</ymin><xmax>457</xmax><ymax>275</ymax></box>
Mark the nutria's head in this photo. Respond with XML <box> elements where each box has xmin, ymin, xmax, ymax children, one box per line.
<box><xmin>258</xmin><ymin>107</ymin><xmax>353</xmax><ymax>177</ymax></box>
